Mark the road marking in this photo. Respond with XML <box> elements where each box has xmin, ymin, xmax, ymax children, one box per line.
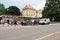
<box><xmin>35</xmin><ymin>31</ymin><xmax>60</xmax><ymax>40</ymax></box>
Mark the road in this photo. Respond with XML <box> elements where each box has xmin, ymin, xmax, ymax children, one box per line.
<box><xmin>38</xmin><ymin>31</ymin><xmax>60</xmax><ymax>40</ymax></box>
<box><xmin>0</xmin><ymin>23</ymin><xmax>60</xmax><ymax>40</ymax></box>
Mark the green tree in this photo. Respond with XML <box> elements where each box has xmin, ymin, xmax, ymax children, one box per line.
<box><xmin>42</xmin><ymin>0</ymin><xmax>60</xmax><ymax>21</ymax></box>
<box><xmin>7</xmin><ymin>6</ymin><xmax>22</xmax><ymax>16</ymax></box>
<box><xmin>0</xmin><ymin>4</ymin><xmax>6</xmax><ymax>15</ymax></box>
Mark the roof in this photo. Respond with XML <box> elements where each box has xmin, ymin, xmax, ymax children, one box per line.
<box><xmin>36</xmin><ymin>9</ymin><xmax>43</xmax><ymax>13</ymax></box>
<box><xmin>23</xmin><ymin>4</ymin><xmax>35</xmax><ymax>10</ymax></box>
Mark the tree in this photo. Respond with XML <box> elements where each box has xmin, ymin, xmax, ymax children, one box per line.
<box><xmin>0</xmin><ymin>4</ymin><xmax>6</xmax><ymax>15</ymax></box>
<box><xmin>42</xmin><ymin>0</ymin><xmax>60</xmax><ymax>21</ymax></box>
<box><xmin>7</xmin><ymin>6</ymin><xmax>22</xmax><ymax>16</ymax></box>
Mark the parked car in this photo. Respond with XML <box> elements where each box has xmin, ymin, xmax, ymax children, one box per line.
<box><xmin>39</xmin><ymin>18</ymin><xmax>50</xmax><ymax>25</ymax></box>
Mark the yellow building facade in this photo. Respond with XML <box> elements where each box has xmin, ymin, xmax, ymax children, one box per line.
<box><xmin>22</xmin><ymin>5</ymin><xmax>43</xmax><ymax>18</ymax></box>
<box><xmin>37</xmin><ymin>9</ymin><xmax>43</xmax><ymax>17</ymax></box>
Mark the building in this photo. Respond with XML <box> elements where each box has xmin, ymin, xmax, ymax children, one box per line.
<box><xmin>37</xmin><ymin>9</ymin><xmax>43</xmax><ymax>18</ymax></box>
<box><xmin>21</xmin><ymin>4</ymin><xmax>43</xmax><ymax>18</ymax></box>
<box><xmin>22</xmin><ymin>5</ymin><xmax>36</xmax><ymax>17</ymax></box>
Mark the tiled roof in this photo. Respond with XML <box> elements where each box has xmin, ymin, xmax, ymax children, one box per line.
<box><xmin>36</xmin><ymin>9</ymin><xmax>43</xmax><ymax>12</ymax></box>
<box><xmin>23</xmin><ymin>4</ymin><xmax>35</xmax><ymax>10</ymax></box>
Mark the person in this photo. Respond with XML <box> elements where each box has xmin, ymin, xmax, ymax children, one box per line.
<box><xmin>29</xmin><ymin>20</ymin><xmax>32</xmax><ymax>25</ymax></box>
<box><xmin>14</xmin><ymin>20</ymin><xmax>17</xmax><ymax>25</ymax></box>
<box><xmin>31</xmin><ymin>19</ymin><xmax>35</xmax><ymax>25</ymax></box>
<box><xmin>13</xmin><ymin>17</ymin><xmax>17</xmax><ymax>25</ymax></box>
<box><xmin>17</xmin><ymin>20</ymin><xmax>20</xmax><ymax>25</ymax></box>
<box><xmin>1</xmin><ymin>19</ymin><xmax>5</xmax><ymax>26</ymax></box>
<box><xmin>26</xmin><ymin>20</ymin><xmax>29</xmax><ymax>25</ymax></box>
<box><xmin>23</xmin><ymin>21</ymin><xmax>27</xmax><ymax>25</ymax></box>
<box><xmin>34</xmin><ymin>20</ymin><xmax>37</xmax><ymax>25</ymax></box>
<box><xmin>17</xmin><ymin>18</ymin><xmax>20</xmax><ymax>25</ymax></box>
<box><xmin>7</xmin><ymin>19</ymin><xmax>10</xmax><ymax>24</ymax></box>
<box><xmin>21</xmin><ymin>21</ymin><xmax>23</xmax><ymax>25</ymax></box>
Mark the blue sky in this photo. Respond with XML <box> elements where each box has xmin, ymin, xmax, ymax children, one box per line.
<box><xmin>0</xmin><ymin>0</ymin><xmax>46</xmax><ymax>10</ymax></box>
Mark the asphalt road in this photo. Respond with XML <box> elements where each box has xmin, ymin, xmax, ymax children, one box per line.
<box><xmin>0</xmin><ymin>23</ymin><xmax>60</xmax><ymax>40</ymax></box>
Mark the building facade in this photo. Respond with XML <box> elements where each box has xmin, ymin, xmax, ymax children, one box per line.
<box><xmin>37</xmin><ymin>9</ymin><xmax>43</xmax><ymax>18</ymax></box>
<box><xmin>22</xmin><ymin>5</ymin><xmax>43</xmax><ymax>18</ymax></box>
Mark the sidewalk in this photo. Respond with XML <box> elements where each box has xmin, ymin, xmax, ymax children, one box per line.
<box><xmin>0</xmin><ymin>24</ymin><xmax>33</xmax><ymax>30</ymax></box>
<box><xmin>50</xmin><ymin>22</ymin><xmax>60</xmax><ymax>24</ymax></box>
<box><xmin>0</xmin><ymin>22</ymin><xmax>60</xmax><ymax>30</ymax></box>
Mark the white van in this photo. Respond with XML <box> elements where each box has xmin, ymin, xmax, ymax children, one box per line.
<box><xmin>39</xmin><ymin>18</ymin><xmax>50</xmax><ymax>24</ymax></box>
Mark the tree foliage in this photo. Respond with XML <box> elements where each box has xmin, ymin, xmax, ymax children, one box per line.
<box><xmin>7</xmin><ymin>6</ymin><xmax>22</xmax><ymax>16</ymax></box>
<box><xmin>42</xmin><ymin>0</ymin><xmax>60</xmax><ymax>21</ymax></box>
<box><xmin>0</xmin><ymin>4</ymin><xmax>6</xmax><ymax>15</ymax></box>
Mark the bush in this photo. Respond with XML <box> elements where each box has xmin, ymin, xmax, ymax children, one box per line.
<box><xmin>19</xmin><ymin>17</ymin><xmax>32</xmax><ymax>20</ymax></box>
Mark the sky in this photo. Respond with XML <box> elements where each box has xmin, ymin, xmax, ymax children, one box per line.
<box><xmin>0</xmin><ymin>0</ymin><xmax>46</xmax><ymax>10</ymax></box>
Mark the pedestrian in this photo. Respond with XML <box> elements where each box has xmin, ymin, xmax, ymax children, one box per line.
<box><xmin>14</xmin><ymin>20</ymin><xmax>17</xmax><ymax>25</ymax></box>
<box><xmin>34</xmin><ymin>20</ymin><xmax>37</xmax><ymax>25</ymax></box>
<box><xmin>1</xmin><ymin>19</ymin><xmax>5</xmax><ymax>27</ymax></box>
<box><xmin>31</xmin><ymin>19</ymin><xmax>35</xmax><ymax>25</ymax></box>
<box><xmin>21</xmin><ymin>21</ymin><xmax>23</xmax><ymax>25</ymax></box>
<box><xmin>26</xmin><ymin>20</ymin><xmax>29</xmax><ymax>25</ymax></box>
<box><xmin>7</xmin><ymin>19</ymin><xmax>10</xmax><ymax>24</ymax></box>
<box><xmin>29</xmin><ymin>20</ymin><xmax>32</xmax><ymax>25</ymax></box>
